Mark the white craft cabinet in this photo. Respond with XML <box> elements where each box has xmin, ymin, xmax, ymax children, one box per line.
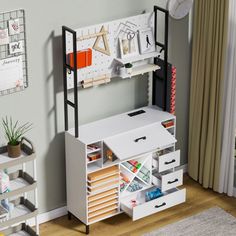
<box><xmin>65</xmin><ymin>106</ymin><xmax>186</xmax><ymax>233</ymax></box>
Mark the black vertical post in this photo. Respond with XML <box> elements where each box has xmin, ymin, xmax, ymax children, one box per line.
<box><xmin>164</xmin><ymin>10</ymin><xmax>169</xmax><ymax>111</ymax></box>
<box><xmin>62</xmin><ymin>26</ymin><xmax>79</xmax><ymax>138</ymax></box>
<box><xmin>153</xmin><ymin>6</ymin><xmax>169</xmax><ymax>111</ymax></box>
<box><xmin>154</xmin><ymin>6</ymin><xmax>157</xmax><ymax>46</ymax></box>
<box><xmin>72</xmin><ymin>31</ymin><xmax>79</xmax><ymax>138</ymax></box>
<box><xmin>62</xmin><ymin>27</ymin><xmax>68</xmax><ymax>131</ymax></box>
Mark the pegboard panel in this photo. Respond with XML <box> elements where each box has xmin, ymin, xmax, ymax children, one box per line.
<box><xmin>0</xmin><ymin>9</ymin><xmax>28</xmax><ymax>96</ymax></box>
<box><xmin>65</xmin><ymin>12</ymin><xmax>154</xmax><ymax>89</ymax></box>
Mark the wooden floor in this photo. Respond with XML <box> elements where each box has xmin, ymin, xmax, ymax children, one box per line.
<box><xmin>40</xmin><ymin>176</ymin><xmax>236</xmax><ymax>236</ymax></box>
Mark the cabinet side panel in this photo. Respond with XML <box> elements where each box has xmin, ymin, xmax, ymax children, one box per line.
<box><xmin>65</xmin><ymin>132</ymin><xmax>87</xmax><ymax>224</ymax></box>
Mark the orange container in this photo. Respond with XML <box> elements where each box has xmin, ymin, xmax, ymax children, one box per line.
<box><xmin>68</xmin><ymin>48</ymin><xmax>92</xmax><ymax>69</ymax></box>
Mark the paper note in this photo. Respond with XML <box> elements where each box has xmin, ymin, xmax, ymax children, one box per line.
<box><xmin>0</xmin><ymin>29</ymin><xmax>9</xmax><ymax>45</ymax></box>
<box><xmin>8</xmin><ymin>18</ymin><xmax>20</xmax><ymax>35</ymax></box>
<box><xmin>0</xmin><ymin>56</ymin><xmax>24</xmax><ymax>91</ymax></box>
<box><xmin>9</xmin><ymin>41</ymin><xmax>24</xmax><ymax>54</ymax></box>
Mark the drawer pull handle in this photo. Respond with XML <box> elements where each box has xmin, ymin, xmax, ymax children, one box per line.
<box><xmin>155</xmin><ymin>202</ymin><xmax>166</xmax><ymax>208</ymax></box>
<box><xmin>168</xmin><ymin>178</ymin><xmax>178</xmax><ymax>184</ymax></box>
<box><xmin>134</xmin><ymin>136</ymin><xmax>146</xmax><ymax>143</ymax></box>
<box><xmin>164</xmin><ymin>159</ymin><xmax>176</xmax><ymax>165</ymax></box>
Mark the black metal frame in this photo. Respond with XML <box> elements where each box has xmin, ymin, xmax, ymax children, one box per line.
<box><xmin>153</xmin><ymin>6</ymin><xmax>169</xmax><ymax>111</ymax></box>
<box><xmin>62</xmin><ymin>6</ymin><xmax>169</xmax><ymax>139</ymax></box>
<box><xmin>62</xmin><ymin>26</ymin><xmax>79</xmax><ymax>138</ymax></box>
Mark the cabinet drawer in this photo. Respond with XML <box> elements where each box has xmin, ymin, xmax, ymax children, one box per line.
<box><xmin>153</xmin><ymin>150</ymin><xmax>180</xmax><ymax>172</ymax></box>
<box><xmin>104</xmin><ymin>123</ymin><xmax>176</xmax><ymax>161</ymax></box>
<box><xmin>121</xmin><ymin>188</ymin><xmax>186</xmax><ymax>221</ymax></box>
<box><xmin>152</xmin><ymin>169</ymin><xmax>183</xmax><ymax>192</ymax></box>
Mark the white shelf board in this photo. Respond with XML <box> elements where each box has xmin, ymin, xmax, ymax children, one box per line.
<box><xmin>0</xmin><ymin>148</ymin><xmax>35</xmax><ymax>170</ymax></box>
<box><xmin>0</xmin><ymin>198</ymin><xmax>37</xmax><ymax>228</ymax></box>
<box><xmin>87</xmin><ymin>183</ymin><xmax>119</xmax><ymax>196</ymax></box>
<box><xmin>115</xmin><ymin>51</ymin><xmax>160</xmax><ymax>64</ymax></box>
<box><xmin>120</xmin><ymin>64</ymin><xmax>160</xmax><ymax>79</ymax></box>
<box><xmin>68</xmin><ymin>106</ymin><xmax>175</xmax><ymax>145</ymax></box>
<box><xmin>87</xmin><ymin>148</ymin><xmax>101</xmax><ymax>154</ymax></box>
<box><xmin>0</xmin><ymin>173</ymin><xmax>36</xmax><ymax>201</ymax></box>
<box><xmin>87</xmin><ymin>158</ymin><xmax>102</xmax><ymax>165</ymax></box>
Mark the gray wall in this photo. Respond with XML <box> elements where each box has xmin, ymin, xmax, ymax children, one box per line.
<box><xmin>0</xmin><ymin>0</ymin><xmax>191</xmax><ymax>213</ymax></box>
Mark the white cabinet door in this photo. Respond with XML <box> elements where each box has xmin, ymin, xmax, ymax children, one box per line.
<box><xmin>104</xmin><ymin>123</ymin><xmax>176</xmax><ymax>161</ymax></box>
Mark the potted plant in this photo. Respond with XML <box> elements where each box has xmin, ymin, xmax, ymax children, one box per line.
<box><xmin>125</xmin><ymin>63</ymin><xmax>133</xmax><ymax>74</ymax></box>
<box><xmin>2</xmin><ymin>117</ymin><xmax>32</xmax><ymax>158</ymax></box>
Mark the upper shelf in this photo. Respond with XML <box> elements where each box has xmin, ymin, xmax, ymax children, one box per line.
<box><xmin>119</xmin><ymin>64</ymin><xmax>160</xmax><ymax>79</ymax></box>
<box><xmin>0</xmin><ymin>144</ymin><xmax>35</xmax><ymax>169</ymax></box>
<box><xmin>115</xmin><ymin>51</ymin><xmax>161</xmax><ymax>65</ymax></box>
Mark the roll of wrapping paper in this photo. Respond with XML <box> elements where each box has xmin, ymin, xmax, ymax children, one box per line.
<box><xmin>122</xmin><ymin>162</ymin><xmax>138</xmax><ymax>173</ymax></box>
<box><xmin>128</xmin><ymin>160</ymin><xmax>141</xmax><ymax>169</ymax></box>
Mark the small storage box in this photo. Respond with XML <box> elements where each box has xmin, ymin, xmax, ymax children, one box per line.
<box><xmin>68</xmin><ymin>48</ymin><xmax>92</xmax><ymax>69</ymax></box>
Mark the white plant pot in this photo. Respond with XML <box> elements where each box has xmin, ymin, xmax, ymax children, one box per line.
<box><xmin>126</xmin><ymin>67</ymin><xmax>133</xmax><ymax>74</ymax></box>
<box><xmin>119</xmin><ymin>67</ymin><xmax>126</xmax><ymax>78</ymax></box>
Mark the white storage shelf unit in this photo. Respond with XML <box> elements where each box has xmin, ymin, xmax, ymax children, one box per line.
<box><xmin>0</xmin><ymin>141</ymin><xmax>39</xmax><ymax>236</ymax></box>
<box><xmin>65</xmin><ymin>106</ymin><xmax>186</xmax><ymax>229</ymax></box>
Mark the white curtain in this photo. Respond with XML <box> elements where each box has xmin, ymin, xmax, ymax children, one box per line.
<box><xmin>219</xmin><ymin>0</ymin><xmax>236</xmax><ymax>197</ymax></box>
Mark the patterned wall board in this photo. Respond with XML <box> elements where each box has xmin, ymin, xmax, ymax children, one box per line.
<box><xmin>0</xmin><ymin>9</ymin><xmax>28</xmax><ymax>96</ymax></box>
<box><xmin>65</xmin><ymin>12</ymin><xmax>155</xmax><ymax>89</ymax></box>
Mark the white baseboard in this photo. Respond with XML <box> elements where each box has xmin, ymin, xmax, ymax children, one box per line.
<box><xmin>234</xmin><ymin>188</ymin><xmax>236</xmax><ymax>197</ymax></box>
<box><xmin>28</xmin><ymin>206</ymin><xmax>67</xmax><ymax>226</ymax></box>
<box><xmin>29</xmin><ymin>164</ymin><xmax>188</xmax><ymax>226</ymax></box>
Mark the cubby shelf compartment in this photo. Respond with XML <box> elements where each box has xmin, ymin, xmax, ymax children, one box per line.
<box><xmin>1</xmin><ymin>223</ymin><xmax>38</xmax><ymax>236</ymax></box>
<box><xmin>120</xmin><ymin>155</ymin><xmax>152</xmax><ymax>196</ymax></box>
<box><xmin>0</xmin><ymin>170</ymin><xmax>36</xmax><ymax>201</ymax></box>
<box><xmin>0</xmin><ymin>197</ymin><xmax>38</xmax><ymax>228</ymax></box>
<box><xmin>115</xmin><ymin>51</ymin><xmax>161</xmax><ymax>65</ymax></box>
<box><xmin>119</xmin><ymin>64</ymin><xmax>160</xmax><ymax>79</ymax></box>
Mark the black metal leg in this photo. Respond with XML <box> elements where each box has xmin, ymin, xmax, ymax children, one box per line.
<box><xmin>86</xmin><ymin>225</ymin><xmax>90</xmax><ymax>235</ymax></box>
<box><xmin>68</xmin><ymin>211</ymin><xmax>72</xmax><ymax>220</ymax></box>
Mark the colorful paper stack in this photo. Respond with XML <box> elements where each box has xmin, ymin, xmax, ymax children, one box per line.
<box><xmin>0</xmin><ymin>171</ymin><xmax>10</xmax><ymax>194</ymax></box>
<box><xmin>123</xmin><ymin>160</ymin><xmax>141</xmax><ymax>173</ymax></box>
<box><xmin>170</xmin><ymin>66</ymin><xmax>177</xmax><ymax>115</ymax></box>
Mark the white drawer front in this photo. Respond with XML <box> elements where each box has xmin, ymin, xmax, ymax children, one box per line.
<box><xmin>158</xmin><ymin>150</ymin><xmax>180</xmax><ymax>172</ymax></box>
<box><xmin>161</xmin><ymin>169</ymin><xmax>183</xmax><ymax>192</ymax></box>
<box><xmin>121</xmin><ymin>188</ymin><xmax>186</xmax><ymax>221</ymax></box>
<box><xmin>104</xmin><ymin>123</ymin><xmax>176</xmax><ymax>161</ymax></box>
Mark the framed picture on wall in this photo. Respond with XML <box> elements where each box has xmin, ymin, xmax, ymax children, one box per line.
<box><xmin>119</xmin><ymin>32</ymin><xmax>139</xmax><ymax>59</ymax></box>
<box><xmin>138</xmin><ymin>28</ymin><xmax>156</xmax><ymax>54</ymax></box>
